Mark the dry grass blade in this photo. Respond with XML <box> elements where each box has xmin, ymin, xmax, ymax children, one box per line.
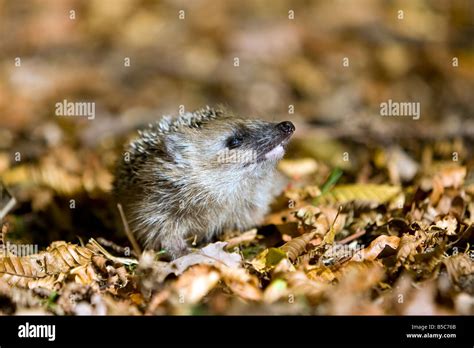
<box><xmin>117</xmin><ymin>203</ymin><xmax>142</xmax><ymax>257</ymax></box>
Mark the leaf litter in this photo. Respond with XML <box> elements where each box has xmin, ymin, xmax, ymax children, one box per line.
<box><xmin>2</xmin><ymin>157</ymin><xmax>473</xmax><ymax>315</ymax></box>
<box><xmin>0</xmin><ymin>0</ymin><xmax>473</xmax><ymax>316</ymax></box>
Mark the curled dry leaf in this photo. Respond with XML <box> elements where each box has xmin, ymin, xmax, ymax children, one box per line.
<box><xmin>395</xmin><ymin>233</ymin><xmax>424</xmax><ymax>268</ymax></box>
<box><xmin>434</xmin><ymin>215</ymin><xmax>458</xmax><ymax>236</ymax></box>
<box><xmin>281</xmin><ymin>231</ymin><xmax>317</xmax><ymax>262</ymax></box>
<box><xmin>352</xmin><ymin>235</ymin><xmax>400</xmax><ymax>262</ymax></box>
<box><xmin>411</xmin><ymin>242</ymin><xmax>447</xmax><ymax>276</ymax></box>
<box><xmin>70</xmin><ymin>264</ymin><xmax>100</xmax><ymax>288</ymax></box>
<box><xmin>294</xmin><ymin>206</ymin><xmax>323</xmax><ymax>226</ymax></box>
<box><xmin>293</xmin><ymin>205</ymin><xmax>332</xmax><ymax>240</ymax></box>
<box><xmin>249</xmin><ymin>248</ymin><xmax>285</xmax><ymax>273</ymax></box>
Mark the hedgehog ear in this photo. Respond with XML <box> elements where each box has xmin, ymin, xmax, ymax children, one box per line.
<box><xmin>163</xmin><ymin>133</ymin><xmax>186</xmax><ymax>164</ymax></box>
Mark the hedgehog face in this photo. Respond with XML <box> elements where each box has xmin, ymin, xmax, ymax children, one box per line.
<box><xmin>164</xmin><ymin>117</ymin><xmax>294</xmax><ymax>176</ymax></box>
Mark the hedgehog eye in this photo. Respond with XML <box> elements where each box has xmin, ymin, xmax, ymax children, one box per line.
<box><xmin>226</xmin><ymin>135</ymin><xmax>244</xmax><ymax>149</ymax></box>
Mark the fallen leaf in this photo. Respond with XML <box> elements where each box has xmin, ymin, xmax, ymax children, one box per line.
<box><xmin>352</xmin><ymin>235</ymin><xmax>400</xmax><ymax>262</ymax></box>
<box><xmin>315</xmin><ymin>184</ymin><xmax>401</xmax><ymax>205</ymax></box>
<box><xmin>155</xmin><ymin>242</ymin><xmax>242</xmax><ymax>281</ymax></box>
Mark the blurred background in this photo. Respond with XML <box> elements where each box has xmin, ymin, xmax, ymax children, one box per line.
<box><xmin>0</xmin><ymin>0</ymin><xmax>473</xmax><ymax>246</ymax></box>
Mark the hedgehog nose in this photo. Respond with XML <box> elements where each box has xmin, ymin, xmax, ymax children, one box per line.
<box><xmin>277</xmin><ymin>121</ymin><xmax>295</xmax><ymax>135</ymax></box>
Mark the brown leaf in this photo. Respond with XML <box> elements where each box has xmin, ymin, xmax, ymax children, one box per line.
<box><xmin>285</xmin><ymin>271</ymin><xmax>327</xmax><ymax>303</ymax></box>
<box><xmin>172</xmin><ymin>265</ymin><xmax>220</xmax><ymax>306</ymax></box>
<box><xmin>395</xmin><ymin>233</ymin><xmax>423</xmax><ymax>268</ymax></box>
<box><xmin>154</xmin><ymin>242</ymin><xmax>242</xmax><ymax>282</ymax></box>
<box><xmin>278</xmin><ymin>158</ymin><xmax>318</xmax><ymax>178</ymax></box>
<box><xmin>352</xmin><ymin>235</ymin><xmax>400</xmax><ymax>262</ymax></box>
<box><xmin>224</xmin><ymin>229</ymin><xmax>258</xmax><ymax>249</ymax></box>
<box><xmin>316</xmin><ymin>184</ymin><xmax>401</xmax><ymax>205</ymax></box>
<box><xmin>0</xmin><ymin>239</ymin><xmax>123</xmax><ymax>290</ymax></box>
<box><xmin>281</xmin><ymin>231</ymin><xmax>317</xmax><ymax>262</ymax></box>
<box><xmin>434</xmin><ymin>215</ymin><xmax>458</xmax><ymax>236</ymax></box>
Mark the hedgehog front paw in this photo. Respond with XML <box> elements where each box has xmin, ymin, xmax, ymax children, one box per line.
<box><xmin>160</xmin><ymin>236</ymin><xmax>190</xmax><ymax>260</ymax></box>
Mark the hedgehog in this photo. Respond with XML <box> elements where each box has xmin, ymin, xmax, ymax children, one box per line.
<box><xmin>113</xmin><ymin>106</ymin><xmax>295</xmax><ymax>259</ymax></box>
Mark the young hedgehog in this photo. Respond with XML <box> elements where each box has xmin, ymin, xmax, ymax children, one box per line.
<box><xmin>114</xmin><ymin>106</ymin><xmax>295</xmax><ymax>259</ymax></box>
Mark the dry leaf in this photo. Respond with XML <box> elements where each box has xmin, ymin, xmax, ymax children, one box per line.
<box><xmin>316</xmin><ymin>184</ymin><xmax>401</xmax><ymax>205</ymax></box>
<box><xmin>154</xmin><ymin>242</ymin><xmax>242</xmax><ymax>282</ymax></box>
<box><xmin>278</xmin><ymin>158</ymin><xmax>318</xmax><ymax>178</ymax></box>
<box><xmin>0</xmin><ymin>239</ymin><xmax>127</xmax><ymax>290</ymax></box>
<box><xmin>352</xmin><ymin>235</ymin><xmax>400</xmax><ymax>262</ymax></box>
<box><xmin>172</xmin><ymin>265</ymin><xmax>220</xmax><ymax>306</ymax></box>
<box><xmin>434</xmin><ymin>215</ymin><xmax>458</xmax><ymax>236</ymax></box>
<box><xmin>281</xmin><ymin>231</ymin><xmax>317</xmax><ymax>262</ymax></box>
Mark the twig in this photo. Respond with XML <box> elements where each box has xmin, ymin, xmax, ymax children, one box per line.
<box><xmin>338</xmin><ymin>229</ymin><xmax>366</xmax><ymax>245</ymax></box>
<box><xmin>0</xmin><ymin>181</ymin><xmax>16</xmax><ymax>221</ymax></box>
<box><xmin>97</xmin><ymin>237</ymin><xmax>138</xmax><ymax>258</ymax></box>
<box><xmin>88</xmin><ymin>238</ymin><xmax>138</xmax><ymax>266</ymax></box>
<box><xmin>117</xmin><ymin>203</ymin><xmax>142</xmax><ymax>257</ymax></box>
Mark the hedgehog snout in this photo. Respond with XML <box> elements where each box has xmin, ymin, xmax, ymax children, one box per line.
<box><xmin>276</xmin><ymin>121</ymin><xmax>295</xmax><ymax>135</ymax></box>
